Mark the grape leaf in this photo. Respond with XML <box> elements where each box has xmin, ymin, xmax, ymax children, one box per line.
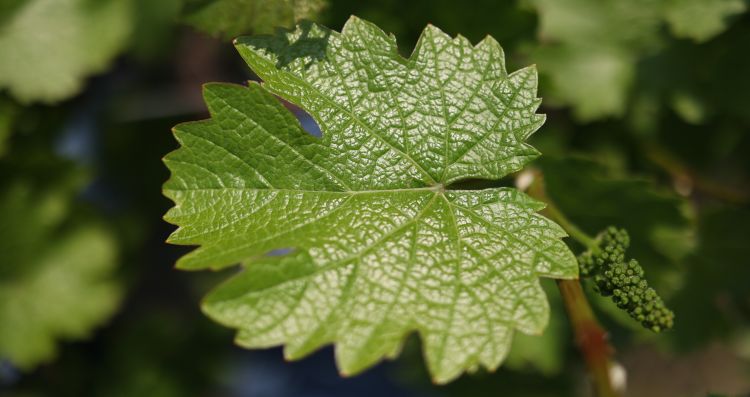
<box><xmin>504</xmin><ymin>280</ymin><xmax>567</xmax><ymax>375</ymax></box>
<box><xmin>0</xmin><ymin>0</ymin><xmax>133</xmax><ymax>103</ymax></box>
<box><xmin>0</xmin><ymin>168</ymin><xmax>121</xmax><ymax>370</ymax></box>
<box><xmin>324</xmin><ymin>0</ymin><xmax>538</xmax><ymax>57</ymax></box>
<box><xmin>182</xmin><ymin>0</ymin><xmax>326</xmax><ymax>38</ymax></box>
<box><xmin>164</xmin><ymin>18</ymin><xmax>577</xmax><ymax>383</ymax></box>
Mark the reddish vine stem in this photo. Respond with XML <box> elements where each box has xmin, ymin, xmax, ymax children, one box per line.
<box><xmin>526</xmin><ymin>171</ymin><xmax>620</xmax><ymax>397</ymax></box>
<box><xmin>557</xmin><ymin>279</ymin><xmax>618</xmax><ymax>397</ymax></box>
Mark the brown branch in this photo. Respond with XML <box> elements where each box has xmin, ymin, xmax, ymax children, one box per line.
<box><xmin>526</xmin><ymin>171</ymin><xmax>620</xmax><ymax>397</ymax></box>
<box><xmin>558</xmin><ymin>279</ymin><xmax>619</xmax><ymax>397</ymax></box>
<box><xmin>644</xmin><ymin>142</ymin><xmax>749</xmax><ymax>205</ymax></box>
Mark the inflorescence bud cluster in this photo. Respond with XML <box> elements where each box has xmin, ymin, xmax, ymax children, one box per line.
<box><xmin>578</xmin><ymin>227</ymin><xmax>674</xmax><ymax>332</ymax></box>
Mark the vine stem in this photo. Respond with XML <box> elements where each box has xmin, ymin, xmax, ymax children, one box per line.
<box><xmin>526</xmin><ymin>171</ymin><xmax>620</xmax><ymax>397</ymax></box>
<box><xmin>557</xmin><ymin>279</ymin><xmax>619</xmax><ymax>397</ymax></box>
<box><xmin>643</xmin><ymin>141</ymin><xmax>749</xmax><ymax>204</ymax></box>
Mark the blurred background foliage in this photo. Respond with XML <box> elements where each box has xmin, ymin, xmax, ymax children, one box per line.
<box><xmin>0</xmin><ymin>0</ymin><xmax>749</xmax><ymax>396</ymax></box>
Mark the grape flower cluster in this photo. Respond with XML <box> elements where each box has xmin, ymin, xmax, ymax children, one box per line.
<box><xmin>578</xmin><ymin>227</ymin><xmax>674</xmax><ymax>332</ymax></box>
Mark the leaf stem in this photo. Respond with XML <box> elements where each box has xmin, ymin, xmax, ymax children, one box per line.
<box><xmin>526</xmin><ymin>170</ymin><xmax>620</xmax><ymax>397</ymax></box>
<box><xmin>537</xmin><ymin>191</ymin><xmax>599</xmax><ymax>253</ymax></box>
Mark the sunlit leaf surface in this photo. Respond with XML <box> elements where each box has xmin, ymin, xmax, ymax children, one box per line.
<box><xmin>164</xmin><ymin>17</ymin><xmax>577</xmax><ymax>383</ymax></box>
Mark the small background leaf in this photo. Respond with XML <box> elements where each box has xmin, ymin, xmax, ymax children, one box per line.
<box><xmin>0</xmin><ymin>0</ymin><xmax>133</xmax><ymax>103</ymax></box>
<box><xmin>0</xmin><ymin>163</ymin><xmax>121</xmax><ymax>369</ymax></box>
<box><xmin>182</xmin><ymin>0</ymin><xmax>327</xmax><ymax>38</ymax></box>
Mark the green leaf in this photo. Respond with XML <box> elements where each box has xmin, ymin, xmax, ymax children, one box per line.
<box><xmin>526</xmin><ymin>0</ymin><xmax>664</xmax><ymax>120</ymax></box>
<box><xmin>129</xmin><ymin>0</ymin><xmax>183</xmax><ymax>61</ymax></box>
<box><xmin>0</xmin><ymin>1</ymin><xmax>26</xmax><ymax>28</ymax></box>
<box><xmin>0</xmin><ymin>97</ymin><xmax>18</xmax><ymax>157</ymax></box>
<box><xmin>0</xmin><ymin>0</ymin><xmax>133</xmax><ymax>103</ymax></box>
<box><xmin>0</xmin><ymin>168</ymin><xmax>122</xmax><ymax>370</ymax></box>
<box><xmin>182</xmin><ymin>0</ymin><xmax>326</xmax><ymax>38</ymax></box>
<box><xmin>528</xmin><ymin>0</ymin><xmax>663</xmax><ymax>48</ymax></box>
<box><xmin>669</xmin><ymin>207</ymin><xmax>750</xmax><ymax>349</ymax></box>
<box><xmin>164</xmin><ymin>17</ymin><xmax>577</xmax><ymax>383</ymax></box>
<box><xmin>663</xmin><ymin>0</ymin><xmax>747</xmax><ymax>42</ymax></box>
<box><xmin>532</xmin><ymin>44</ymin><xmax>634</xmax><ymax>121</ymax></box>
<box><xmin>525</xmin><ymin>0</ymin><xmax>747</xmax><ymax>120</ymax></box>
<box><xmin>639</xmin><ymin>21</ymin><xmax>750</xmax><ymax>126</ymax></box>
<box><xmin>324</xmin><ymin>0</ymin><xmax>538</xmax><ymax>56</ymax></box>
<box><xmin>504</xmin><ymin>280</ymin><xmax>567</xmax><ymax>375</ymax></box>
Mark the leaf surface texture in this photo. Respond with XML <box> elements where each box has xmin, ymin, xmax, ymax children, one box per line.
<box><xmin>164</xmin><ymin>17</ymin><xmax>577</xmax><ymax>383</ymax></box>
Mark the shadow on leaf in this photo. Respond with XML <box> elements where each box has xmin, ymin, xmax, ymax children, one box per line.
<box><xmin>236</xmin><ymin>20</ymin><xmax>331</xmax><ymax>69</ymax></box>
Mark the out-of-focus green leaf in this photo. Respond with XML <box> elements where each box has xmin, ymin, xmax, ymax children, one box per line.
<box><xmin>663</xmin><ymin>0</ymin><xmax>746</xmax><ymax>42</ymax></box>
<box><xmin>669</xmin><ymin>207</ymin><xmax>750</xmax><ymax>349</ymax></box>
<box><xmin>129</xmin><ymin>0</ymin><xmax>183</xmax><ymax>61</ymax></box>
<box><xmin>526</xmin><ymin>0</ymin><xmax>747</xmax><ymax>121</ymax></box>
<box><xmin>526</xmin><ymin>0</ymin><xmax>663</xmax><ymax>120</ymax></box>
<box><xmin>539</xmin><ymin>156</ymin><xmax>694</xmax><ymax>281</ymax></box>
<box><xmin>164</xmin><ymin>17</ymin><xmax>578</xmax><ymax>383</ymax></box>
<box><xmin>92</xmin><ymin>310</ymin><xmax>227</xmax><ymax>397</ymax></box>
<box><xmin>0</xmin><ymin>0</ymin><xmax>133</xmax><ymax>103</ymax></box>
<box><xmin>533</xmin><ymin>45</ymin><xmax>634</xmax><ymax>120</ymax></box>
<box><xmin>0</xmin><ymin>1</ymin><xmax>26</xmax><ymax>26</ymax></box>
<box><xmin>528</xmin><ymin>0</ymin><xmax>662</xmax><ymax>47</ymax></box>
<box><xmin>0</xmin><ymin>97</ymin><xmax>18</xmax><ymax>157</ymax></box>
<box><xmin>0</xmin><ymin>166</ymin><xmax>121</xmax><ymax>370</ymax></box>
<box><xmin>670</xmin><ymin>91</ymin><xmax>709</xmax><ymax>124</ymax></box>
<box><xmin>182</xmin><ymin>0</ymin><xmax>326</xmax><ymax>38</ymax></box>
<box><xmin>639</xmin><ymin>18</ymin><xmax>750</xmax><ymax>127</ymax></box>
